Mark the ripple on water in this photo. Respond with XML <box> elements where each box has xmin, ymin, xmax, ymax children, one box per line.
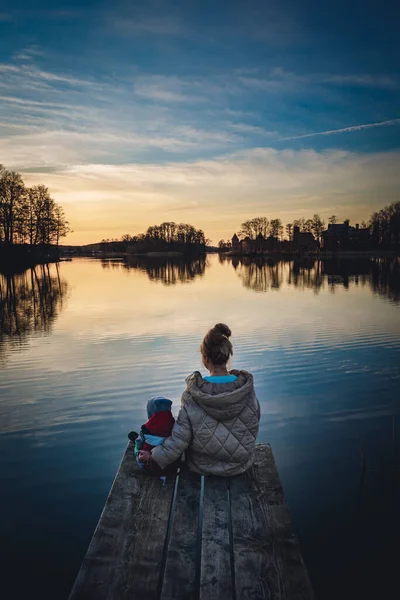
<box><xmin>0</xmin><ymin>256</ymin><xmax>399</xmax><ymax>600</ymax></box>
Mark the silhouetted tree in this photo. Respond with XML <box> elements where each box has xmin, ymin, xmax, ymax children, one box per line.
<box><xmin>121</xmin><ymin>221</ymin><xmax>206</xmax><ymax>254</ymax></box>
<box><xmin>292</xmin><ymin>218</ymin><xmax>305</xmax><ymax>232</ymax></box>
<box><xmin>329</xmin><ymin>215</ymin><xmax>337</xmax><ymax>224</ymax></box>
<box><xmin>239</xmin><ymin>217</ymin><xmax>269</xmax><ymax>240</ymax></box>
<box><xmin>0</xmin><ymin>166</ymin><xmax>69</xmax><ymax>247</ymax></box>
<box><xmin>218</xmin><ymin>239</ymin><xmax>232</xmax><ymax>250</ymax></box>
<box><xmin>311</xmin><ymin>214</ymin><xmax>326</xmax><ymax>241</ymax></box>
<box><xmin>370</xmin><ymin>201</ymin><xmax>400</xmax><ymax>247</ymax></box>
<box><xmin>270</xmin><ymin>218</ymin><xmax>283</xmax><ymax>239</ymax></box>
<box><xmin>0</xmin><ymin>166</ymin><xmax>25</xmax><ymax>244</ymax></box>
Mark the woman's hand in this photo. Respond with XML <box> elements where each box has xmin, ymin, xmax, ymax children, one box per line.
<box><xmin>138</xmin><ymin>450</ymin><xmax>152</xmax><ymax>462</ymax></box>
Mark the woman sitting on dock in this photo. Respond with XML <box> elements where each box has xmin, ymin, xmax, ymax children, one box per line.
<box><xmin>139</xmin><ymin>323</ymin><xmax>261</xmax><ymax>476</ymax></box>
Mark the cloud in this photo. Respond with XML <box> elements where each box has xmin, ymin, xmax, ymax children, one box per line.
<box><xmin>132</xmin><ymin>74</ymin><xmax>223</xmax><ymax>103</ymax></box>
<box><xmin>280</xmin><ymin>118</ymin><xmax>400</xmax><ymax>141</ymax></box>
<box><xmin>12</xmin><ymin>45</ymin><xmax>44</xmax><ymax>61</ymax></box>
<box><xmin>238</xmin><ymin>67</ymin><xmax>400</xmax><ymax>92</ymax></box>
<box><xmin>19</xmin><ymin>148</ymin><xmax>400</xmax><ymax>244</ymax></box>
<box><xmin>320</xmin><ymin>74</ymin><xmax>399</xmax><ymax>89</ymax></box>
<box><xmin>0</xmin><ymin>123</ymin><xmax>238</xmax><ymax>169</ymax></box>
<box><xmin>1</xmin><ymin>50</ymin><xmax>399</xmax><ymax>246</ymax></box>
<box><xmin>227</xmin><ymin>122</ymin><xmax>277</xmax><ymax>136</ymax></box>
<box><xmin>0</xmin><ymin>62</ymin><xmax>96</xmax><ymax>89</ymax></box>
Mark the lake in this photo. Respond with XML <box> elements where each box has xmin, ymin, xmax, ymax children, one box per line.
<box><xmin>1</xmin><ymin>254</ymin><xmax>399</xmax><ymax>599</ymax></box>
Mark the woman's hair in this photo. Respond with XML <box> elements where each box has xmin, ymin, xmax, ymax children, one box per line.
<box><xmin>200</xmin><ymin>323</ymin><xmax>233</xmax><ymax>366</ymax></box>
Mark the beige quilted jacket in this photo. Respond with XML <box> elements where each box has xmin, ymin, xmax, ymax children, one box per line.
<box><xmin>151</xmin><ymin>370</ymin><xmax>260</xmax><ymax>476</ymax></box>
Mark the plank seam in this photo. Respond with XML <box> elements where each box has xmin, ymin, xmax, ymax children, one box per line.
<box><xmin>227</xmin><ymin>479</ymin><xmax>237</xmax><ymax>600</ymax></box>
<box><xmin>195</xmin><ymin>475</ymin><xmax>205</xmax><ymax>600</ymax></box>
<box><xmin>156</xmin><ymin>470</ymin><xmax>181</xmax><ymax>599</ymax></box>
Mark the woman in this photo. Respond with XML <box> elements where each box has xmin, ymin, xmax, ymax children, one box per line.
<box><xmin>141</xmin><ymin>323</ymin><xmax>260</xmax><ymax>476</ymax></box>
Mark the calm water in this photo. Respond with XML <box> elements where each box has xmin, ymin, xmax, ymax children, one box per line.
<box><xmin>1</xmin><ymin>255</ymin><xmax>399</xmax><ymax>599</ymax></box>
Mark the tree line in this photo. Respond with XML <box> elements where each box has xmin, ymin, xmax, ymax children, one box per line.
<box><xmin>218</xmin><ymin>214</ymin><xmax>328</xmax><ymax>249</ymax></box>
<box><xmin>100</xmin><ymin>221</ymin><xmax>207</xmax><ymax>254</ymax></box>
<box><xmin>218</xmin><ymin>202</ymin><xmax>400</xmax><ymax>249</ymax></box>
<box><xmin>0</xmin><ymin>166</ymin><xmax>70</xmax><ymax>247</ymax></box>
<box><xmin>370</xmin><ymin>202</ymin><xmax>400</xmax><ymax>247</ymax></box>
<box><xmin>121</xmin><ymin>221</ymin><xmax>206</xmax><ymax>246</ymax></box>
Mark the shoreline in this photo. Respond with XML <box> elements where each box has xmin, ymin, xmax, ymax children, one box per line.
<box><xmin>220</xmin><ymin>249</ymin><xmax>399</xmax><ymax>259</ymax></box>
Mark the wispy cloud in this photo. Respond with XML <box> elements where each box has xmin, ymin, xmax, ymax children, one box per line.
<box><xmin>132</xmin><ymin>74</ymin><xmax>220</xmax><ymax>103</ymax></box>
<box><xmin>320</xmin><ymin>74</ymin><xmax>399</xmax><ymax>89</ymax></box>
<box><xmin>238</xmin><ymin>67</ymin><xmax>400</xmax><ymax>92</ymax></box>
<box><xmin>12</xmin><ymin>45</ymin><xmax>44</xmax><ymax>61</ymax></box>
<box><xmin>0</xmin><ymin>62</ymin><xmax>96</xmax><ymax>88</ymax></box>
<box><xmin>227</xmin><ymin>122</ymin><xmax>277</xmax><ymax>136</ymax></box>
<box><xmin>280</xmin><ymin>118</ymin><xmax>400</xmax><ymax>141</ymax></box>
<box><xmin>20</xmin><ymin>148</ymin><xmax>400</xmax><ymax>244</ymax></box>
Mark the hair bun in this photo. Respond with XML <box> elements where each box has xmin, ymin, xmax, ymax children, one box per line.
<box><xmin>212</xmin><ymin>323</ymin><xmax>232</xmax><ymax>338</ymax></box>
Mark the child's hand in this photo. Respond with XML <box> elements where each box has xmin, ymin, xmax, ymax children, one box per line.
<box><xmin>139</xmin><ymin>450</ymin><xmax>152</xmax><ymax>462</ymax></box>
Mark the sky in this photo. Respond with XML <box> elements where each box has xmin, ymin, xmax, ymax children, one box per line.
<box><xmin>0</xmin><ymin>0</ymin><xmax>399</xmax><ymax>244</ymax></box>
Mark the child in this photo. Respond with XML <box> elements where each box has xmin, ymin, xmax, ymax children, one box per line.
<box><xmin>128</xmin><ymin>396</ymin><xmax>179</xmax><ymax>476</ymax></box>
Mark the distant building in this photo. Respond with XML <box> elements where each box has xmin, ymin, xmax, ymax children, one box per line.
<box><xmin>322</xmin><ymin>223</ymin><xmax>370</xmax><ymax>251</ymax></box>
<box><xmin>348</xmin><ymin>224</ymin><xmax>371</xmax><ymax>248</ymax></box>
<box><xmin>231</xmin><ymin>233</ymin><xmax>239</xmax><ymax>251</ymax></box>
<box><xmin>292</xmin><ymin>226</ymin><xmax>318</xmax><ymax>252</ymax></box>
<box><xmin>255</xmin><ymin>232</ymin><xmax>264</xmax><ymax>253</ymax></box>
<box><xmin>241</xmin><ymin>236</ymin><xmax>252</xmax><ymax>252</ymax></box>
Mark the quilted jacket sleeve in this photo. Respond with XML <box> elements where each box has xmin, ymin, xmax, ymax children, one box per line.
<box><xmin>151</xmin><ymin>404</ymin><xmax>193</xmax><ymax>469</ymax></box>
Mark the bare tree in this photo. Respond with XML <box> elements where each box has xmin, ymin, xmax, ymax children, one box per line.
<box><xmin>0</xmin><ymin>165</ymin><xmax>25</xmax><ymax>244</ymax></box>
<box><xmin>239</xmin><ymin>217</ymin><xmax>269</xmax><ymax>239</ymax></box>
<box><xmin>311</xmin><ymin>214</ymin><xmax>326</xmax><ymax>241</ymax></box>
<box><xmin>292</xmin><ymin>218</ymin><xmax>305</xmax><ymax>232</ymax></box>
<box><xmin>53</xmin><ymin>205</ymin><xmax>70</xmax><ymax>246</ymax></box>
<box><xmin>303</xmin><ymin>219</ymin><xmax>313</xmax><ymax>234</ymax></box>
<box><xmin>370</xmin><ymin>201</ymin><xmax>400</xmax><ymax>246</ymax></box>
<box><xmin>0</xmin><ymin>169</ymin><xmax>70</xmax><ymax>248</ymax></box>
<box><xmin>270</xmin><ymin>218</ymin><xmax>283</xmax><ymax>239</ymax></box>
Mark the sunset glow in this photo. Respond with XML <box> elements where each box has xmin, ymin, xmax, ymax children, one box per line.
<box><xmin>1</xmin><ymin>1</ymin><xmax>399</xmax><ymax>244</ymax></box>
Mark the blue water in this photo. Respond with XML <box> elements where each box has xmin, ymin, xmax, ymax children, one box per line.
<box><xmin>0</xmin><ymin>256</ymin><xmax>399</xmax><ymax>599</ymax></box>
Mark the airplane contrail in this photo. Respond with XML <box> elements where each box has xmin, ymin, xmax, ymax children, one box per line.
<box><xmin>279</xmin><ymin>118</ymin><xmax>400</xmax><ymax>141</ymax></box>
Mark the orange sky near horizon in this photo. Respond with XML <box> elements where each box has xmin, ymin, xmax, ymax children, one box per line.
<box><xmin>21</xmin><ymin>148</ymin><xmax>400</xmax><ymax>246</ymax></box>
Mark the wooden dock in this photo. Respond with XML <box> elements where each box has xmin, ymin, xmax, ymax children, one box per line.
<box><xmin>69</xmin><ymin>443</ymin><xmax>314</xmax><ymax>600</ymax></box>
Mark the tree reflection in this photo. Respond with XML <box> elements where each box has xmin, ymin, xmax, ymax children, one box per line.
<box><xmin>370</xmin><ymin>257</ymin><xmax>400</xmax><ymax>303</ymax></box>
<box><xmin>289</xmin><ymin>259</ymin><xmax>324</xmax><ymax>293</ymax></box>
<box><xmin>232</xmin><ymin>256</ymin><xmax>400</xmax><ymax>302</ymax></box>
<box><xmin>236</xmin><ymin>258</ymin><xmax>285</xmax><ymax>292</ymax></box>
<box><xmin>0</xmin><ymin>264</ymin><xmax>68</xmax><ymax>360</ymax></box>
<box><xmin>102</xmin><ymin>255</ymin><xmax>208</xmax><ymax>285</ymax></box>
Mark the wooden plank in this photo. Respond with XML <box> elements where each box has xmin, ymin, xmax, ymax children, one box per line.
<box><xmin>230</xmin><ymin>444</ymin><xmax>314</xmax><ymax>600</ymax></box>
<box><xmin>161</xmin><ymin>470</ymin><xmax>201</xmax><ymax>600</ymax></box>
<box><xmin>200</xmin><ymin>476</ymin><xmax>234</xmax><ymax>600</ymax></box>
<box><xmin>69</xmin><ymin>442</ymin><xmax>176</xmax><ymax>600</ymax></box>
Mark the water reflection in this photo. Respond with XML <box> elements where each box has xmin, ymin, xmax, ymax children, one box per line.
<box><xmin>0</xmin><ymin>254</ymin><xmax>399</xmax><ymax>600</ymax></box>
<box><xmin>222</xmin><ymin>256</ymin><xmax>400</xmax><ymax>302</ymax></box>
<box><xmin>102</xmin><ymin>255</ymin><xmax>207</xmax><ymax>285</ymax></box>
<box><xmin>0</xmin><ymin>263</ymin><xmax>68</xmax><ymax>360</ymax></box>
